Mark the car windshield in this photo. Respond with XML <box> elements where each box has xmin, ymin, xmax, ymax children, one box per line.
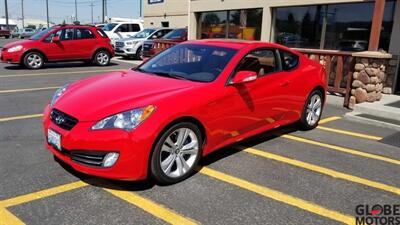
<box><xmin>163</xmin><ymin>29</ymin><xmax>186</xmax><ymax>39</ymax></box>
<box><xmin>133</xmin><ymin>29</ymin><xmax>156</xmax><ymax>38</ymax></box>
<box><xmin>136</xmin><ymin>44</ymin><xmax>237</xmax><ymax>82</ymax></box>
<box><xmin>102</xmin><ymin>23</ymin><xmax>118</xmax><ymax>31</ymax></box>
<box><xmin>29</xmin><ymin>27</ymin><xmax>54</xmax><ymax>40</ymax></box>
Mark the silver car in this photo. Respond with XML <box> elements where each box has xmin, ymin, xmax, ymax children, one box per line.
<box><xmin>14</xmin><ymin>28</ymin><xmax>36</xmax><ymax>39</ymax></box>
<box><xmin>115</xmin><ymin>28</ymin><xmax>172</xmax><ymax>60</ymax></box>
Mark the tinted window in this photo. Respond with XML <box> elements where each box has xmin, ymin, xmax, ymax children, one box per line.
<box><xmin>137</xmin><ymin>44</ymin><xmax>237</xmax><ymax>82</ymax></box>
<box><xmin>237</xmin><ymin>49</ymin><xmax>277</xmax><ymax>76</ymax></box>
<box><xmin>163</xmin><ymin>29</ymin><xmax>186</xmax><ymax>39</ymax></box>
<box><xmin>133</xmin><ymin>29</ymin><xmax>156</xmax><ymax>38</ymax></box>
<box><xmin>44</xmin><ymin>29</ymin><xmax>62</xmax><ymax>42</ymax></box>
<box><xmin>76</xmin><ymin>28</ymin><xmax>94</xmax><ymax>39</ymax></box>
<box><xmin>97</xmin><ymin>29</ymin><xmax>108</xmax><ymax>38</ymax></box>
<box><xmin>280</xmin><ymin>50</ymin><xmax>299</xmax><ymax>71</ymax></box>
<box><xmin>30</xmin><ymin>27</ymin><xmax>54</xmax><ymax>40</ymax></box>
<box><xmin>102</xmin><ymin>23</ymin><xmax>117</xmax><ymax>31</ymax></box>
<box><xmin>129</xmin><ymin>23</ymin><xmax>141</xmax><ymax>32</ymax></box>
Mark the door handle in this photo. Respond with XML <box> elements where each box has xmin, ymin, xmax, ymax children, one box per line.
<box><xmin>280</xmin><ymin>80</ymin><xmax>291</xmax><ymax>87</ymax></box>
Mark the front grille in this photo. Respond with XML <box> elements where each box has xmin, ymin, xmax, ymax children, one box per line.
<box><xmin>115</xmin><ymin>42</ymin><xmax>124</xmax><ymax>48</ymax></box>
<box><xmin>70</xmin><ymin>151</ymin><xmax>107</xmax><ymax>167</ymax></box>
<box><xmin>50</xmin><ymin>109</ymin><xmax>78</xmax><ymax>131</ymax></box>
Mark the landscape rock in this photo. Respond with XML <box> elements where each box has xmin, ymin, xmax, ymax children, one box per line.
<box><xmin>352</xmin><ymin>80</ymin><xmax>364</xmax><ymax>88</ymax></box>
<box><xmin>355</xmin><ymin>63</ymin><xmax>365</xmax><ymax>71</ymax></box>
<box><xmin>370</xmin><ymin>76</ymin><xmax>379</xmax><ymax>84</ymax></box>
<box><xmin>348</xmin><ymin>96</ymin><xmax>356</xmax><ymax>109</ymax></box>
<box><xmin>358</xmin><ymin>70</ymin><xmax>370</xmax><ymax>84</ymax></box>
<box><xmin>365</xmin><ymin>84</ymin><xmax>376</xmax><ymax>92</ymax></box>
<box><xmin>366</xmin><ymin>92</ymin><xmax>377</xmax><ymax>102</ymax></box>
<box><xmin>365</xmin><ymin>68</ymin><xmax>378</xmax><ymax>76</ymax></box>
<box><xmin>355</xmin><ymin>88</ymin><xmax>368</xmax><ymax>103</ymax></box>
<box><xmin>382</xmin><ymin>87</ymin><xmax>392</xmax><ymax>94</ymax></box>
<box><xmin>360</xmin><ymin>58</ymin><xmax>369</xmax><ymax>67</ymax></box>
<box><xmin>353</xmin><ymin>72</ymin><xmax>359</xmax><ymax>80</ymax></box>
<box><xmin>376</xmin><ymin>92</ymin><xmax>382</xmax><ymax>101</ymax></box>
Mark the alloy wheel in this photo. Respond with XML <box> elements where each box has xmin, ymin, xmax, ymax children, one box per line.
<box><xmin>96</xmin><ymin>52</ymin><xmax>109</xmax><ymax>65</ymax></box>
<box><xmin>306</xmin><ymin>94</ymin><xmax>322</xmax><ymax>126</ymax></box>
<box><xmin>159</xmin><ymin>128</ymin><xmax>199</xmax><ymax>178</ymax></box>
<box><xmin>27</xmin><ymin>54</ymin><xmax>43</xmax><ymax>69</ymax></box>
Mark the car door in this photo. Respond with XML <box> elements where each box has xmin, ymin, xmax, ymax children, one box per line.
<box><xmin>216</xmin><ymin>49</ymin><xmax>288</xmax><ymax>137</ymax></box>
<box><xmin>42</xmin><ymin>28</ymin><xmax>77</xmax><ymax>60</ymax></box>
<box><xmin>75</xmin><ymin>28</ymin><xmax>97</xmax><ymax>59</ymax></box>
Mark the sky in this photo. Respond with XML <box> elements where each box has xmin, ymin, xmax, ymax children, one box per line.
<box><xmin>0</xmin><ymin>0</ymin><xmax>142</xmax><ymax>24</ymax></box>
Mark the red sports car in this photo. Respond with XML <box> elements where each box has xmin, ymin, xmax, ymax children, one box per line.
<box><xmin>1</xmin><ymin>25</ymin><xmax>114</xmax><ymax>69</ymax></box>
<box><xmin>43</xmin><ymin>40</ymin><xmax>326</xmax><ymax>184</ymax></box>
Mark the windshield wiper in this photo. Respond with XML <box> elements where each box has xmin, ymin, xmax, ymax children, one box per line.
<box><xmin>150</xmin><ymin>71</ymin><xmax>189</xmax><ymax>81</ymax></box>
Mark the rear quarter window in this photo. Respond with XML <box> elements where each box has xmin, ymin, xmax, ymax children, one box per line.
<box><xmin>96</xmin><ymin>29</ymin><xmax>108</xmax><ymax>38</ymax></box>
<box><xmin>279</xmin><ymin>50</ymin><xmax>299</xmax><ymax>71</ymax></box>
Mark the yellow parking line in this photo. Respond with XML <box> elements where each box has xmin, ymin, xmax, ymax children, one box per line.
<box><xmin>0</xmin><ymin>207</ymin><xmax>24</xmax><ymax>225</ymax></box>
<box><xmin>318</xmin><ymin>116</ymin><xmax>341</xmax><ymax>124</ymax></box>
<box><xmin>0</xmin><ymin>114</ymin><xmax>43</xmax><ymax>122</ymax></box>
<box><xmin>282</xmin><ymin>135</ymin><xmax>400</xmax><ymax>165</ymax></box>
<box><xmin>198</xmin><ymin>167</ymin><xmax>353</xmax><ymax>225</ymax></box>
<box><xmin>105</xmin><ymin>188</ymin><xmax>199</xmax><ymax>225</ymax></box>
<box><xmin>241</xmin><ymin>147</ymin><xmax>400</xmax><ymax>195</ymax></box>
<box><xmin>317</xmin><ymin>126</ymin><xmax>382</xmax><ymax>140</ymax></box>
<box><xmin>0</xmin><ymin>86</ymin><xmax>60</xmax><ymax>94</ymax></box>
<box><xmin>0</xmin><ymin>69</ymin><xmax>122</xmax><ymax>78</ymax></box>
<box><xmin>0</xmin><ymin>181</ymin><xmax>88</xmax><ymax>208</ymax></box>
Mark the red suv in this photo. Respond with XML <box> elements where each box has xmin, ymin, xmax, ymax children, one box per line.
<box><xmin>1</xmin><ymin>25</ymin><xmax>114</xmax><ymax>69</ymax></box>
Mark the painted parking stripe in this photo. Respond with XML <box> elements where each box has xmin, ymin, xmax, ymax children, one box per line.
<box><xmin>0</xmin><ymin>181</ymin><xmax>88</xmax><ymax>208</ymax></box>
<box><xmin>317</xmin><ymin>126</ymin><xmax>382</xmax><ymax>140</ymax></box>
<box><xmin>0</xmin><ymin>208</ymin><xmax>24</xmax><ymax>225</ymax></box>
<box><xmin>105</xmin><ymin>188</ymin><xmax>199</xmax><ymax>225</ymax></box>
<box><xmin>0</xmin><ymin>114</ymin><xmax>43</xmax><ymax>122</ymax></box>
<box><xmin>198</xmin><ymin>167</ymin><xmax>353</xmax><ymax>225</ymax></box>
<box><xmin>282</xmin><ymin>134</ymin><xmax>400</xmax><ymax>165</ymax></box>
<box><xmin>241</xmin><ymin>147</ymin><xmax>400</xmax><ymax>195</ymax></box>
<box><xmin>0</xmin><ymin>86</ymin><xmax>59</xmax><ymax>94</ymax></box>
<box><xmin>0</xmin><ymin>69</ymin><xmax>123</xmax><ymax>78</ymax></box>
<box><xmin>318</xmin><ymin>116</ymin><xmax>341</xmax><ymax>124</ymax></box>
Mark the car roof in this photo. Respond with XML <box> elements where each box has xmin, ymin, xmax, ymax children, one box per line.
<box><xmin>184</xmin><ymin>39</ymin><xmax>283</xmax><ymax>50</ymax></box>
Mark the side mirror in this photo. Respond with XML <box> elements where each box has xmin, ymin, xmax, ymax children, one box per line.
<box><xmin>151</xmin><ymin>35</ymin><xmax>158</xmax><ymax>39</ymax></box>
<box><xmin>231</xmin><ymin>71</ymin><xmax>257</xmax><ymax>84</ymax></box>
<box><xmin>52</xmin><ymin>36</ymin><xmax>60</xmax><ymax>42</ymax></box>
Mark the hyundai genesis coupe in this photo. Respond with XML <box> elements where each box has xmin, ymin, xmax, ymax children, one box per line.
<box><xmin>43</xmin><ymin>39</ymin><xmax>326</xmax><ymax>184</ymax></box>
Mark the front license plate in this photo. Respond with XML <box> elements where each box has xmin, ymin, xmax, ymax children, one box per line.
<box><xmin>48</xmin><ymin>129</ymin><xmax>61</xmax><ymax>151</ymax></box>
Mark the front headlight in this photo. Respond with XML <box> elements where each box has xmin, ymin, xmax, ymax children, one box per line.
<box><xmin>50</xmin><ymin>84</ymin><xmax>69</xmax><ymax>107</ymax></box>
<box><xmin>7</xmin><ymin>45</ymin><xmax>23</xmax><ymax>53</ymax></box>
<box><xmin>126</xmin><ymin>42</ymin><xmax>136</xmax><ymax>46</ymax></box>
<box><xmin>91</xmin><ymin>105</ymin><xmax>155</xmax><ymax>131</ymax></box>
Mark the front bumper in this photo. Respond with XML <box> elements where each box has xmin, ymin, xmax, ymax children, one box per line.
<box><xmin>42</xmin><ymin>105</ymin><xmax>154</xmax><ymax>181</ymax></box>
<box><xmin>0</xmin><ymin>50</ymin><xmax>22</xmax><ymax>64</ymax></box>
<box><xmin>115</xmin><ymin>47</ymin><xmax>136</xmax><ymax>57</ymax></box>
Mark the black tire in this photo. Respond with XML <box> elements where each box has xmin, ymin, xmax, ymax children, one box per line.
<box><xmin>5</xmin><ymin>35</ymin><xmax>10</xmax><ymax>39</ymax></box>
<box><xmin>135</xmin><ymin>46</ymin><xmax>143</xmax><ymax>60</ymax></box>
<box><xmin>150</xmin><ymin>122</ymin><xmax>203</xmax><ymax>184</ymax></box>
<box><xmin>93</xmin><ymin>50</ymin><xmax>111</xmax><ymax>66</ymax></box>
<box><xmin>23</xmin><ymin>52</ymin><xmax>44</xmax><ymax>69</ymax></box>
<box><xmin>298</xmin><ymin>90</ymin><xmax>323</xmax><ymax>130</ymax></box>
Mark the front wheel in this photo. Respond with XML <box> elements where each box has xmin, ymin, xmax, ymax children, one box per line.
<box><xmin>135</xmin><ymin>46</ymin><xmax>143</xmax><ymax>60</ymax></box>
<box><xmin>150</xmin><ymin>122</ymin><xmax>203</xmax><ymax>184</ymax></box>
<box><xmin>298</xmin><ymin>90</ymin><xmax>323</xmax><ymax>130</ymax></box>
<box><xmin>23</xmin><ymin>52</ymin><xmax>44</xmax><ymax>69</ymax></box>
<box><xmin>94</xmin><ymin>50</ymin><xmax>110</xmax><ymax>66</ymax></box>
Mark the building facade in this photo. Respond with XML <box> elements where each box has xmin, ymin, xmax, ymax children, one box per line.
<box><xmin>143</xmin><ymin>0</ymin><xmax>189</xmax><ymax>28</ymax></box>
<box><xmin>143</xmin><ymin>0</ymin><xmax>400</xmax><ymax>94</ymax></box>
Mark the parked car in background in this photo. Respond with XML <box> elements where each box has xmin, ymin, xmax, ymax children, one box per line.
<box><xmin>115</xmin><ymin>28</ymin><xmax>172</xmax><ymax>59</ymax></box>
<box><xmin>1</xmin><ymin>25</ymin><xmax>114</xmax><ymax>69</ymax></box>
<box><xmin>0</xmin><ymin>28</ymin><xmax>11</xmax><ymax>38</ymax></box>
<box><xmin>43</xmin><ymin>39</ymin><xmax>326</xmax><ymax>184</ymax></box>
<box><xmin>102</xmin><ymin>21</ymin><xmax>143</xmax><ymax>46</ymax></box>
<box><xmin>15</xmin><ymin>28</ymin><xmax>36</xmax><ymax>39</ymax></box>
<box><xmin>143</xmin><ymin>28</ymin><xmax>187</xmax><ymax>58</ymax></box>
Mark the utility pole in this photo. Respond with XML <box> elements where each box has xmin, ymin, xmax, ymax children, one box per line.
<box><xmin>102</xmin><ymin>0</ymin><xmax>105</xmax><ymax>23</ymax></box>
<box><xmin>74</xmin><ymin>0</ymin><xmax>78</xmax><ymax>22</ymax></box>
<box><xmin>21</xmin><ymin>0</ymin><xmax>24</xmax><ymax>28</ymax></box>
<box><xmin>46</xmin><ymin>0</ymin><xmax>49</xmax><ymax>27</ymax></box>
<box><xmin>90</xmin><ymin>2</ymin><xmax>94</xmax><ymax>24</ymax></box>
<box><xmin>139</xmin><ymin>0</ymin><xmax>142</xmax><ymax>18</ymax></box>
<box><xmin>4</xmin><ymin>0</ymin><xmax>9</xmax><ymax>30</ymax></box>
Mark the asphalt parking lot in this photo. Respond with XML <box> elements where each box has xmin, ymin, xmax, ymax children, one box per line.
<box><xmin>1</xmin><ymin>37</ymin><xmax>399</xmax><ymax>225</ymax></box>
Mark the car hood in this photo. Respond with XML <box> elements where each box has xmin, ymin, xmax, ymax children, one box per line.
<box><xmin>3</xmin><ymin>40</ymin><xmax>35</xmax><ymax>48</ymax></box>
<box><xmin>117</xmin><ymin>37</ymin><xmax>146</xmax><ymax>43</ymax></box>
<box><xmin>54</xmin><ymin>70</ymin><xmax>201</xmax><ymax>121</ymax></box>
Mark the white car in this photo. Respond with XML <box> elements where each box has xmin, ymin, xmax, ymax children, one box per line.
<box><xmin>114</xmin><ymin>28</ymin><xmax>172</xmax><ymax>59</ymax></box>
<box><xmin>102</xmin><ymin>21</ymin><xmax>143</xmax><ymax>46</ymax></box>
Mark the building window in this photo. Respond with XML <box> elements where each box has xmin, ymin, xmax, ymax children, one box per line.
<box><xmin>274</xmin><ymin>1</ymin><xmax>395</xmax><ymax>51</ymax></box>
<box><xmin>198</xmin><ymin>8</ymin><xmax>263</xmax><ymax>41</ymax></box>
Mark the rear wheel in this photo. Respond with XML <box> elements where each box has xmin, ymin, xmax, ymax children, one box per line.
<box><xmin>298</xmin><ymin>90</ymin><xmax>323</xmax><ymax>130</ymax></box>
<box><xmin>23</xmin><ymin>52</ymin><xmax>44</xmax><ymax>69</ymax></box>
<box><xmin>150</xmin><ymin>122</ymin><xmax>202</xmax><ymax>184</ymax></box>
<box><xmin>94</xmin><ymin>50</ymin><xmax>110</xmax><ymax>66</ymax></box>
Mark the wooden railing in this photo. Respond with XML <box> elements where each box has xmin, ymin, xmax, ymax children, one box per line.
<box><xmin>294</xmin><ymin>48</ymin><xmax>356</xmax><ymax>107</ymax></box>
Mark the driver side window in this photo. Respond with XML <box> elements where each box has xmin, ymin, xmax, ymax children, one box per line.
<box><xmin>236</xmin><ymin>49</ymin><xmax>278</xmax><ymax>77</ymax></box>
<box><xmin>44</xmin><ymin>30</ymin><xmax>62</xmax><ymax>43</ymax></box>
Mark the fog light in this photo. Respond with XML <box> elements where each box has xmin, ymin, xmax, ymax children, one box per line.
<box><xmin>102</xmin><ymin>152</ymin><xmax>119</xmax><ymax>168</ymax></box>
